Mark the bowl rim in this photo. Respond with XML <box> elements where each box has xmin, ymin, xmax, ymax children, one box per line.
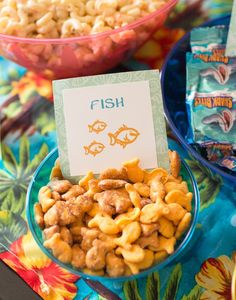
<box><xmin>0</xmin><ymin>0</ymin><xmax>177</xmax><ymax>44</ymax></box>
<box><xmin>26</xmin><ymin>147</ymin><xmax>200</xmax><ymax>281</ymax></box>
<box><xmin>161</xmin><ymin>15</ymin><xmax>236</xmax><ymax>183</ymax></box>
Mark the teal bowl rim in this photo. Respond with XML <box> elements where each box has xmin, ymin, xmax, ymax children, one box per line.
<box><xmin>26</xmin><ymin>147</ymin><xmax>200</xmax><ymax>281</ymax></box>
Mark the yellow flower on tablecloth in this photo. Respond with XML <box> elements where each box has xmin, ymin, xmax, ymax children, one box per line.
<box><xmin>0</xmin><ymin>231</ymin><xmax>79</xmax><ymax>300</ymax></box>
<box><xmin>196</xmin><ymin>253</ymin><xmax>236</xmax><ymax>300</ymax></box>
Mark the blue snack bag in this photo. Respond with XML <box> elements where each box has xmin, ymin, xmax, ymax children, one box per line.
<box><xmin>186</xmin><ymin>52</ymin><xmax>236</xmax><ymax>171</ymax></box>
<box><xmin>190</xmin><ymin>25</ymin><xmax>228</xmax><ymax>54</ymax></box>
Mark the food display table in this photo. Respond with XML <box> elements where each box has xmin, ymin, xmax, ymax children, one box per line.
<box><xmin>0</xmin><ymin>1</ymin><xmax>235</xmax><ymax>299</ymax></box>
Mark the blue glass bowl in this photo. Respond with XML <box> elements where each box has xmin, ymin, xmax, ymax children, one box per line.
<box><xmin>26</xmin><ymin>148</ymin><xmax>199</xmax><ymax>281</ymax></box>
<box><xmin>161</xmin><ymin>16</ymin><xmax>236</xmax><ymax>183</ymax></box>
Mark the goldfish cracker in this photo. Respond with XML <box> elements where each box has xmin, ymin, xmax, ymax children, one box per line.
<box><xmin>98</xmin><ymin>232</ymin><xmax>117</xmax><ymax>249</ymax></box>
<box><xmin>115</xmin><ymin>208</ymin><xmax>140</xmax><ymax>229</ymax></box>
<box><xmin>150</xmin><ymin>178</ymin><xmax>166</xmax><ymax>201</ymax></box>
<box><xmin>124</xmin><ymin>260</ymin><xmax>139</xmax><ymax>275</ymax></box>
<box><xmin>50</xmin><ymin>159</ymin><xmax>63</xmax><ymax>180</ymax></box>
<box><xmin>122</xmin><ymin>158</ymin><xmax>144</xmax><ymax>183</ymax></box>
<box><xmin>157</xmin><ymin>236</ymin><xmax>176</xmax><ymax>254</ymax></box>
<box><xmin>71</xmin><ymin>244</ymin><xmax>86</xmax><ymax>269</ymax></box>
<box><xmin>164</xmin><ymin>181</ymin><xmax>189</xmax><ymax>194</ymax></box>
<box><xmin>125</xmin><ymin>183</ymin><xmax>141</xmax><ymax>208</ymax></box>
<box><xmin>98</xmin><ymin>179</ymin><xmax>127</xmax><ymax>190</ymax></box>
<box><xmin>115</xmin><ymin>221</ymin><xmax>141</xmax><ymax>248</ymax></box>
<box><xmin>99</xmin><ymin>167</ymin><xmax>128</xmax><ymax>180</ymax></box>
<box><xmin>116</xmin><ymin>244</ymin><xmax>145</xmax><ymax>263</ymax></box>
<box><xmin>79</xmin><ymin>171</ymin><xmax>94</xmax><ymax>191</ymax></box>
<box><xmin>143</xmin><ymin>168</ymin><xmax>168</xmax><ymax>185</ymax></box>
<box><xmin>34</xmin><ymin>203</ymin><xmax>44</xmax><ymax>229</ymax></box>
<box><xmin>175</xmin><ymin>213</ymin><xmax>192</xmax><ymax>239</ymax></box>
<box><xmin>167</xmin><ymin>175</ymin><xmax>182</xmax><ymax>183</ymax></box>
<box><xmin>140</xmin><ymin>223</ymin><xmax>159</xmax><ymax>237</ymax></box>
<box><xmin>87</xmin><ymin>203</ymin><xmax>104</xmax><ymax>217</ymax></box>
<box><xmin>137</xmin><ymin>232</ymin><xmax>159</xmax><ymax>251</ymax></box>
<box><xmin>48</xmin><ymin>179</ymin><xmax>72</xmax><ymax>194</ymax></box>
<box><xmin>158</xmin><ymin>218</ymin><xmax>175</xmax><ymax>238</ymax></box>
<box><xmin>88</xmin><ymin>214</ymin><xmax>120</xmax><ymax>235</ymax></box>
<box><xmin>165</xmin><ymin>190</ymin><xmax>192</xmax><ymax>212</ymax></box>
<box><xmin>61</xmin><ymin>185</ymin><xmax>85</xmax><ymax>201</ymax></box>
<box><xmin>85</xmin><ymin>179</ymin><xmax>102</xmax><ymax>197</ymax></box>
<box><xmin>154</xmin><ymin>250</ymin><xmax>168</xmax><ymax>263</ymax></box>
<box><xmin>106</xmin><ymin>252</ymin><xmax>126</xmax><ymax>277</ymax></box>
<box><xmin>140</xmin><ymin>203</ymin><xmax>169</xmax><ymax>224</ymax></box>
<box><xmin>38</xmin><ymin>186</ymin><xmax>55</xmax><ymax>213</ymax></box>
<box><xmin>168</xmin><ymin>150</ymin><xmax>181</xmax><ymax>178</ymax></box>
<box><xmin>83</xmin><ymin>268</ymin><xmax>105</xmax><ymax>276</ymax></box>
<box><xmin>94</xmin><ymin>189</ymin><xmax>132</xmax><ymax>215</ymax></box>
<box><xmin>165</xmin><ymin>203</ymin><xmax>187</xmax><ymax>225</ymax></box>
<box><xmin>44</xmin><ymin>233</ymin><xmax>72</xmax><ymax>264</ymax></box>
<box><xmin>136</xmin><ymin>249</ymin><xmax>154</xmax><ymax>270</ymax></box>
<box><xmin>133</xmin><ymin>182</ymin><xmax>150</xmax><ymax>198</ymax></box>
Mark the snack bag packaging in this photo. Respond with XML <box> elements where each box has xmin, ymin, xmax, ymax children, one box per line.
<box><xmin>186</xmin><ymin>52</ymin><xmax>236</xmax><ymax>171</ymax></box>
<box><xmin>190</xmin><ymin>25</ymin><xmax>228</xmax><ymax>54</ymax></box>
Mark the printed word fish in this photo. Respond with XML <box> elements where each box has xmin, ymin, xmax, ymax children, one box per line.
<box><xmin>108</xmin><ymin>125</ymin><xmax>140</xmax><ymax>148</ymax></box>
<box><xmin>90</xmin><ymin>97</ymin><xmax>125</xmax><ymax>110</ymax></box>
<box><xmin>88</xmin><ymin>120</ymin><xmax>107</xmax><ymax>134</ymax></box>
<box><xmin>84</xmin><ymin>140</ymin><xmax>105</xmax><ymax>157</ymax></box>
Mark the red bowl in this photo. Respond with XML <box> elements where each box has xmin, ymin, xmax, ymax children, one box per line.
<box><xmin>0</xmin><ymin>0</ymin><xmax>177</xmax><ymax>79</ymax></box>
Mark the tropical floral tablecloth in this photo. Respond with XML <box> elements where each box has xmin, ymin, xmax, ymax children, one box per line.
<box><xmin>0</xmin><ymin>1</ymin><xmax>235</xmax><ymax>299</ymax></box>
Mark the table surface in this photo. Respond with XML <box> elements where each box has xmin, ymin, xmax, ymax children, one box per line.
<box><xmin>0</xmin><ymin>261</ymin><xmax>41</xmax><ymax>300</ymax></box>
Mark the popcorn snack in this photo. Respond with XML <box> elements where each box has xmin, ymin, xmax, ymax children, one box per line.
<box><xmin>35</xmin><ymin>151</ymin><xmax>193</xmax><ymax>277</ymax></box>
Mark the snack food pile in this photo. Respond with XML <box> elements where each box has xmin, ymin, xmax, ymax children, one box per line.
<box><xmin>186</xmin><ymin>25</ymin><xmax>236</xmax><ymax>172</ymax></box>
<box><xmin>34</xmin><ymin>151</ymin><xmax>193</xmax><ymax>277</ymax></box>
<box><xmin>0</xmin><ymin>0</ymin><xmax>167</xmax><ymax>38</ymax></box>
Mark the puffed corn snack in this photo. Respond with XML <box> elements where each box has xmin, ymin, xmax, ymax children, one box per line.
<box><xmin>34</xmin><ymin>150</ymin><xmax>193</xmax><ymax>277</ymax></box>
<box><xmin>0</xmin><ymin>0</ymin><xmax>168</xmax><ymax>38</ymax></box>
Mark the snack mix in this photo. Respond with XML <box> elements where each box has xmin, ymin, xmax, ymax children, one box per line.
<box><xmin>0</xmin><ymin>0</ymin><xmax>167</xmax><ymax>38</ymax></box>
<box><xmin>34</xmin><ymin>151</ymin><xmax>193</xmax><ymax>277</ymax></box>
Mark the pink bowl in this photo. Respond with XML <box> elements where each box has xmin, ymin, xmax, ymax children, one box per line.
<box><xmin>0</xmin><ymin>0</ymin><xmax>177</xmax><ymax>79</ymax></box>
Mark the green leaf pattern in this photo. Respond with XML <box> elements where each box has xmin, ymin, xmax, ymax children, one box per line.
<box><xmin>0</xmin><ymin>136</ymin><xmax>48</xmax><ymax>216</ymax></box>
<box><xmin>146</xmin><ymin>272</ymin><xmax>160</xmax><ymax>300</ymax></box>
<box><xmin>163</xmin><ymin>264</ymin><xmax>182</xmax><ymax>300</ymax></box>
<box><xmin>186</xmin><ymin>159</ymin><xmax>222</xmax><ymax>210</ymax></box>
<box><xmin>0</xmin><ymin>210</ymin><xmax>27</xmax><ymax>253</ymax></box>
<box><xmin>124</xmin><ymin>280</ymin><xmax>142</xmax><ymax>300</ymax></box>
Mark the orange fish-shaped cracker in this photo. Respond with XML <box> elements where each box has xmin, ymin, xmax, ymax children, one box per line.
<box><xmin>88</xmin><ymin>120</ymin><xmax>107</xmax><ymax>134</ymax></box>
<box><xmin>84</xmin><ymin>141</ymin><xmax>105</xmax><ymax>157</ymax></box>
<box><xmin>108</xmin><ymin>125</ymin><xmax>140</xmax><ymax>148</ymax></box>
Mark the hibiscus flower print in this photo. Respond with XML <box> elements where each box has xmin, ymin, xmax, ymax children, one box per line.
<box><xmin>0</xmin><ymin>231</ymin><xmax>79</xmax><ymax>300</ymax></box>
<box><xmin>196</xmin><ymin>252</ymin><xmax>236</xmax><ymax>300</ymax></box>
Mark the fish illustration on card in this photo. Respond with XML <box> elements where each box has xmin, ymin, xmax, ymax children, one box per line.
<box><xmin>108</xmin><ymin>124</ymin><xmax>140</xmax><ymax>148</ymax></box>
<box><xmin>84</xmin><ymin>140</ymin><xmax>105</xmax><ymax>157</ymax></box>
<box><xmin>88</xmin><ymin>120</ymin><xmax>107</xmax><ymax>134</ymax></box>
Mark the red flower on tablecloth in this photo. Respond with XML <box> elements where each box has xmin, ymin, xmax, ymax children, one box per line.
<box><xmin>196</xmin><ymin>252</ymin><xmax>236</xmax><ymax>300</ymax></box>
<box><xmin>11</xmin><ymin>71</ymin><xmax>52</xmax><ymax>102</ymax></box>
<box><xmin>134</xmin><ymin>27</ymin><xmax>186</xmax><ymax>69</ymax></box>
<box><xmin>0</xmin><ymin>232</ymin><xmax>79</xmax><ymax>300</ymax></box>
